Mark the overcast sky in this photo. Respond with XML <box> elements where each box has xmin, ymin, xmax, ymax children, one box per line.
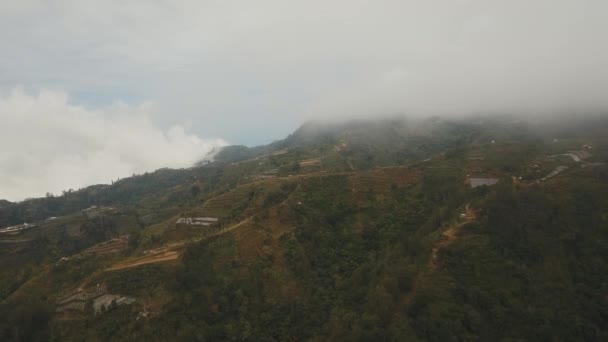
<box><xmin>1</xmin><ymin>0</ymin><xmax>608</xmax><ymax>200</ymax></box>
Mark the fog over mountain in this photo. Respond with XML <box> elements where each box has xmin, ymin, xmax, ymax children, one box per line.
<box><xmin>1</xmin><ymin>0</ymin><xmax>608</xmax><ymax>200</ymax></box>
<box><xmin>0</xmin><ymin>89</ymin><xmax>226</xmax><ymax>201</ymax></box>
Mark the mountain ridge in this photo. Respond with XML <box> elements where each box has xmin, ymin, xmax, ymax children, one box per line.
<box><xmin>1</xmin><ymin>115</ymin><xmax>607</xmax><ymax>341</ymax></box>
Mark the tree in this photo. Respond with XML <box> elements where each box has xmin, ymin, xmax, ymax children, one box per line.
<box><xmin>190</xmin><ymin>185</ymin><xmax>201</xmax><ymax>197</ymax></box>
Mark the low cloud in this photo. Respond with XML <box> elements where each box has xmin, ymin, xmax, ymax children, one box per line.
<box><xmin>0</xmin><ymin>88</ymin><xmax>227</xmax><ymax>201</ymax></box>
<box><xmin>3</xmin><ymin>1</ymin><xmax>608</xmax><ymax>144</ymax></box>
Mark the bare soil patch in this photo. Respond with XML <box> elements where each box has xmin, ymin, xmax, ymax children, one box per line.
<box><xmin>107</xmin><ymin>250</ymin><xmax>180</xmax><ymax>271</ymax></box>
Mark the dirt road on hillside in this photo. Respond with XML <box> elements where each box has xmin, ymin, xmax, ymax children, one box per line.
<box><xmin>107</xmin><ymin>250</ymin><xmax>180</xmax><ymax>271</ymax></box>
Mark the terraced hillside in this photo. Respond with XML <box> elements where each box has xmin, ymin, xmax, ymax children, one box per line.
<box><xmin>1</xmin><ymin>116</ymin><xmax>608</xmax><ymax>341</ymax></box>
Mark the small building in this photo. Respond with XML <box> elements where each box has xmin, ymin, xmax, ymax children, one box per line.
<box><xmin>176</xmin><ymin>217</ymin><xmax>219</xmax><ymax>226</ymax></box>
<box><xmin>468</xmin><ymin>177</ymin><xmax>499</xmax><ymax>188</ymax></box>
<box><xmin>93</xmin><ymin>294</ymin><xmax>120</xmax><ymax>314</ymax></box>
<box><xmin>253</xmin><ymin>175</ymin><xmax>277</xmax><ymax>180</ymax></box>
<box><xmin>93</xmin><ymin>294</ymin><xmax>136</xmax><ymax>314</ymax></box>
<box><xmin>0</xmin><ymin>222</ymin><xmax>36</xmax><ymax>234</ymax></box>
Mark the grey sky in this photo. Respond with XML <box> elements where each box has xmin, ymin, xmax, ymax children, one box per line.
<box><xmin>1</xmin><ymin>0</ymin><xmax>608</xmax><ymax>200</ymax></box>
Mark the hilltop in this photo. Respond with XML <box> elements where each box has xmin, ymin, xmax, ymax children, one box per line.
<box><xmin>1</xmin><ymin>115</ymin><xmax>608</xmax><ymax>341</ymax></box>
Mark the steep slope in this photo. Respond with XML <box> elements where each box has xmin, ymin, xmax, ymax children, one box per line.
<box><xmin>1</xmin><ymin>116</ymin><xmax>608</xmax><ymax>341</ymax></box>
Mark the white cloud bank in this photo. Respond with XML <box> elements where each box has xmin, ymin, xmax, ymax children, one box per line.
<box><xmin>0</xmin><ymin>88</ymin><xmax>227</xmax><ymax>201</ymax></box>
<box><xmin>3</xmin><ymin>1</ymin><xmax>608</xmax><ymax>144</ymax></box>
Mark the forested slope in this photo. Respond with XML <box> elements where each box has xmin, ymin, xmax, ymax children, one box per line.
<box><xmin>1</xmin><ymin>116</ymin><xmax>607</xmax><ymax>341</ymax></box>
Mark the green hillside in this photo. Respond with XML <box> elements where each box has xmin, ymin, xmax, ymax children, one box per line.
<box><xmin>1</xmin><ymin>115</ymin><xmax>608</xmax><ymax>341</ymax></box>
